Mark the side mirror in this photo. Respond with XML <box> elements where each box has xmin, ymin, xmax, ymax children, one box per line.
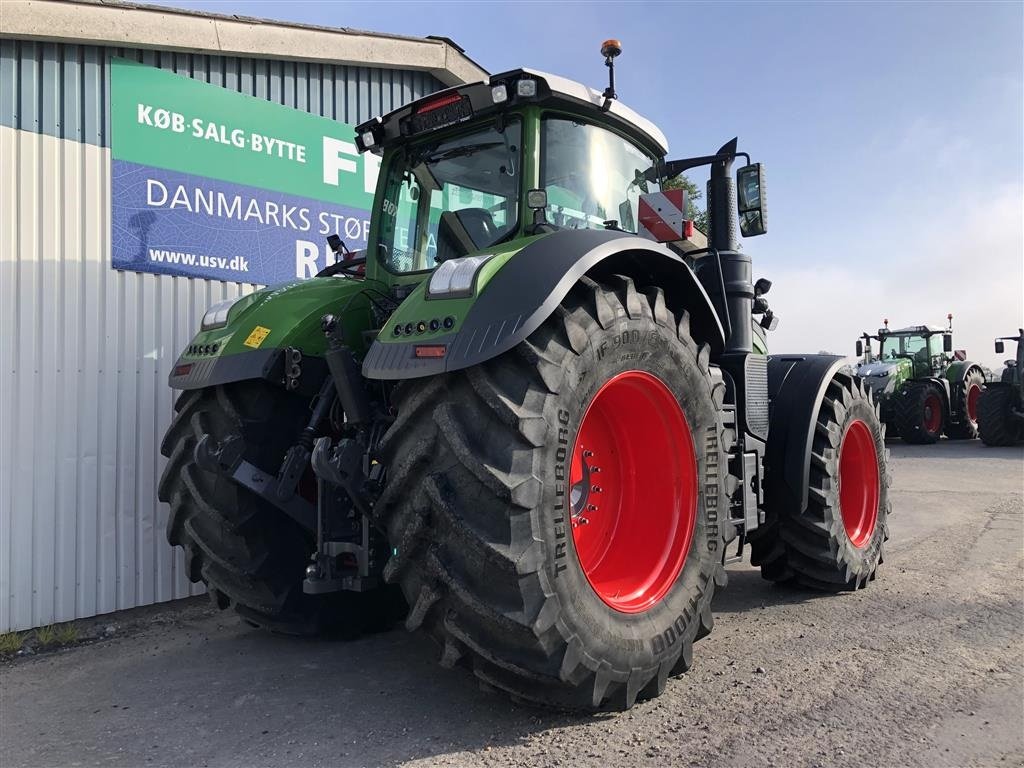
<box><xmin>943</xmin><ymin>334</ymin><xmax>953</xmax><ymax>353</ymax></box>
<box><xmin>754</xmin><ymin>277</ymin><xmax>772</xmax><ymax>297</ymax></box>
<box><xmin>995</xmin><ymin>340</ymin><xmax>1005</xmax><ymax>354</ymax></box>
<box><xmin>856</xmin><ymin>340</ymin><xmax>864</xmax><ymax>357</ymax></box>
<box><xmin>736</xmin><ymin>163</ymin><xmax>767</xmax><ymax>237</ymax></box>
<box><xmin>527</xmin><ymin>188</ymin><xmax>548</xmax><ymax>227</ymax></box>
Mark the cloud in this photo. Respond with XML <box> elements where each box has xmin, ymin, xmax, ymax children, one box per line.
<box><xmin>764</xmin><ymin>183</ymin><xmax>1023</xmax><ymax>370</ymax></box>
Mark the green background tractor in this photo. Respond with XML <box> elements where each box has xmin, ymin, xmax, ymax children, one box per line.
<box><xmin>978</xmin><ymin>330</ymin><xmax>1024</xmax><ymax>445</ymax></box>
<box><xmin>854</xmin><ymin>320</ymin><xmax>985</xmax><ymax>444</ymax></box>
<box><xmin>158</xmin><ymin>48</ymin><xmax>892</xmax><ymax>710</ymax></box>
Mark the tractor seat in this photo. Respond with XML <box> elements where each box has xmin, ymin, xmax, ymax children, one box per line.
<box><xmin>436</xmin><ymin>208</ymin><xmax>497</xmax><ymax>262</ymax></box>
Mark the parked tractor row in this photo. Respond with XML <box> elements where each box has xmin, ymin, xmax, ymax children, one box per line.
<box><xmin>853</xmin><ymin>321</ymin><xmax>1022</xmax><ymax>446</ymax></box>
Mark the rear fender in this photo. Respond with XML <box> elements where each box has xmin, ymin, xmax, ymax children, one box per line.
<box><xmin>765</xmin><ymin>354</ymin><xmax>847</xmax><ymax>514</ymax></box>
<box><xmin>362</xmin><ymin>229</ymin><xmax>725</xmax><ymax>379</ymax></box>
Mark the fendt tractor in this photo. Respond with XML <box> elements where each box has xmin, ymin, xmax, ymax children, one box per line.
<box><xmin>854</xmin><ymin>318</ymin><xmax>985</xmax><ymax>444</ymax></box>
<box><xmin>158</xmin><ymin>43</ymin><xmax>892</xmax><ymax>711</ymax></box>
<box><xmin>978</xmin><ymin>330</ymin><xmax>1024</xmax><ymax>446</ymax></box>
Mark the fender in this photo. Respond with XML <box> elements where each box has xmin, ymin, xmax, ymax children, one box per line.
<box><xmin>944</xmin><ymin>360</ymin><xmax>983</xmax><ymax>387</ymax></box>
<box><xmin>764</xmin><ymin>354</ymin><xmax>847</xmax><ymax>515</ymax></box>
<box><xmin>362</xmin><ymin>229</ymin><xmax>725</xmax><ymax>380</ymax></box>
<box><xmin>944</xmin><ymin>360</ymin><xmax>984</xmax><ymax>420</ymax></box>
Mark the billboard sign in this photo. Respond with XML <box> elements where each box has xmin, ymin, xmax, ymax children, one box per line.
<box><xmin>111</xmin><ymin>58</ymin><xmax>379</xmax><ymax>285</ymax></box>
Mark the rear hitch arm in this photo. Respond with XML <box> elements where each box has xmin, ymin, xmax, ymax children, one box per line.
<box><xmin>193</xmin><ymin>433</ymin><xmax>317</xmax><ymax>532</ymax></box>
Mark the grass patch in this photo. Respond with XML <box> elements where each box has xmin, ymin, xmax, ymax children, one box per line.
<box><xmin>0</xmin><ymin>632</ymin><xmax>25</xmax><ymax>655</ymax></box>
<box><xmin>33</xmin><ymin>622</ymin><xmax>79</xmax><ymax>649</ymax></box>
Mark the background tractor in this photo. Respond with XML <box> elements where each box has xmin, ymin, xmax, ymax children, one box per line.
<box><xmin>854</xmin><ymin>317</ymin><xmax>985</xmax><ymax>443</ymax></box>
<box><xmin>978</xmin><ymin>330</ymin><xmax>1024</xmax><ymax>446</ymax></box>
<box><xmin>158</xmin><ymin>44</ymin><xmax>892</xmax><ymax>710</ymax></box>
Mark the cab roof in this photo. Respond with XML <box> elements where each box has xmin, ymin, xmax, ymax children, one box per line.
<box><xmin>880</xmin><ymin>325</ymin><xmax>946</xmax><ymax>335</ymax></box>
<box><xmin>355</xmin><ymin>67</ymin><xmax>669</xmax><ymax>158</ymax></box>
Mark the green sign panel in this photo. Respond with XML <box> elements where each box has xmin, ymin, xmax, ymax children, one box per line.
<box><xmin>111</xmin><ymin>58</ymin><xmax>379</xmax><ymax>283</ymax></box>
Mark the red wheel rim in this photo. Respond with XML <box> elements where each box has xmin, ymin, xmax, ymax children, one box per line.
<box><xmin>838</xmin><ymin>419</ymin><xmax>880</xmax><ymax>549</ymax></box>
<box><xmin>966</xmin><ymin>384</ymin><xmax>981</xmax><ymax>423</ymax></box>
<box><xmin>569</xmin><ymin>371</ymin><xmax>697</xmax><ymax>614</ymax></box>
<box><xmin>923</xmin><ymin>393</ymin><xmax>942</xmax><ymax>433</ymax></box>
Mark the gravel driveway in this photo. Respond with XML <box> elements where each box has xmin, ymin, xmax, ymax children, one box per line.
<box><xmin>2</xmin><ymin>441</ymin><xmax>1021</xmax><ymax>768</ymax></box>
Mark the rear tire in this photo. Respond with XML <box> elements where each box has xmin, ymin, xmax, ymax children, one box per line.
<box><xmin>945</xmin><ymin>368</ymin><xmax>984</xmax><ymax>440</ymax></box>
<box><xmin>374</xmin><ymin>276</ymin><xmax>733</xmax><ymax>710</ymax></box>
<box><xmin>894</xmin><ymin>381</ymin><xmax>945</xmax><ymax>444</ymax></box>
<box><xmin>750</xmin><ymin>373</ymin><xmax>890</xmax><ymax>590</ymax></box>
<box><xmin>978</xmin><ymin>385</ymin><xmax>1023</xmax><ymax>446</ymax></box>
<box><xmin>158</xmin><ymin>382</ymin><xmax>405</xmax><ymax>637</ymax></box>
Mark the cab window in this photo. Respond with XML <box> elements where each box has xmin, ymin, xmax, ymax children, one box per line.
<box><xmin>540</xmin><ymin>117</ymin><xmax>658</xmax><ymax>233</ymax></box>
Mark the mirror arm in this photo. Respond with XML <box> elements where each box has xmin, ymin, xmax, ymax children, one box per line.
<box><xmin>651</xmin><ymin>151</ymin><xmax>751</xmax><ymax>182</ymax></box>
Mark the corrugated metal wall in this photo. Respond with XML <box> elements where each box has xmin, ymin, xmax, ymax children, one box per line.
<box><xmin>0</xmin><ymin>40</ymin><xmax>443</xmax><ymax>632</ymax></box>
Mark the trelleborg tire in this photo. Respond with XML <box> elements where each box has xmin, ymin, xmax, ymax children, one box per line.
<box><xmin>750</xmin><ymin>373</ymin><xmax>891</xmax><ymax>590</ymax></box>
<box><xmin>894</xmin><ymin>381</ymin><xmax>945</xmax><ymax>444</ymax></box>
<box><xmin>374</xmin><ymin>275</ymin><xmax>733</xmax><ymax>710</ymax></box>
<box><xmin>158</xmin><ymin>382</ymin><xmax>405</xmax><ymax>637</ymax></box>
<box><xmin>978</xmin><ymin>385</ymin><xmax>1023</xmax><ymax>446</ymax></box>
<box><xmin>945</xmin><ymin>368</ymin><xmax>984</xmax><ymax>440</ymax></box>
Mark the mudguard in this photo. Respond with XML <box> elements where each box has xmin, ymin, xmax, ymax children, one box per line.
<box><xmin>764</xmin><ymin>354</ymin><xmax>847</xmax><ymax>514</ymax></box>
<box><xmin>362</xmin><ymin>229</ymin><xmax>725</xmax><ymax>380</ymax></box>
<box><xmin>945</xmin><ymin>360</ymin><xmax>983</xmax><ymax>387</ymax></box>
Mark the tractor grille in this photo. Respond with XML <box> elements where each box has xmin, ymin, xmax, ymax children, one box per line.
<box><xmin>745</xmin><ymin>355</ymin><xmax>769</xmax><ymax>439</ymax></box>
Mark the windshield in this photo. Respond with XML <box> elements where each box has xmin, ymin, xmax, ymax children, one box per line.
<box><xmin>376</xmin><ymin>119</ymin><xmax>521</xmax><ymax>273</ymax></box>
<box><xmin>540</xmin><ymin>116</ymin><xmax>658</xmax><ymax>233</ymax></box>
<box><xmin>879</xmin><ymin>334</ymin><xmax>933</xmax><ymax>361</ymax></box>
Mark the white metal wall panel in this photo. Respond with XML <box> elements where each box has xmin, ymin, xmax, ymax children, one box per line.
<box><xmin>0</xmin><ymin>41</ymin><xmax>444</xmax><ymax>632</ymax></box>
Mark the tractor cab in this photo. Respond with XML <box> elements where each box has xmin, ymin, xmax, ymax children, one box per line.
<box><xmin>355</xmin><ymin>66</ymin><xmax>672</xmax><ymax>282</ymax></box>
<box><xmin>993</xmin><ymin>330</ymin><xmax>1024</xmax><ymax>386</ymax></box>
<box><xmin>876</xmin><ymin>325</ymin><xmax>949</xmax><ymax>377</ymax></box>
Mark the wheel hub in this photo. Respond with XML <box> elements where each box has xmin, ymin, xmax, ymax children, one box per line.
<box><xmin>569</xmin><ymin>371</ymin><xmax>697</xmax><ymax>614</ymax></box>
<box><xmin>838</xmin><ymin>419</ymin><xmax>880</xmax><ymax>548</ymax></box>
<box><xmin>966</xmin><ymin>384</ymin><xmax>981</xmax><ymax>423</ymax></box>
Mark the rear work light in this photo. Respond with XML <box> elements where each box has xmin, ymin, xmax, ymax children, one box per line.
<box><xmin>414</xmin><ymin>345</ymin><xmax>447</xmax><ymax>359</ymax></box>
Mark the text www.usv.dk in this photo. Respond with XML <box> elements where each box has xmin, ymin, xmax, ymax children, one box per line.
<box><xmin>148</xmin><ymin>249</ymin><xmax>250</xmax><ymax>272</ymax></box>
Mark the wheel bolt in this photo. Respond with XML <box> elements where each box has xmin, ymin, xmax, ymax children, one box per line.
<box><xmin>587</xmin><ymin>504</ymin><xmax>598</xmax><ymax>511</ymax></box>
<box><xmin>583</xmin><ymin>450</ymin><xmax>594</xmax><ymax>458</ymax></box>
<box><xmin>591</xmin><ymin>485</ymin><xmax>602</xmax><ymax>493</ymax></box>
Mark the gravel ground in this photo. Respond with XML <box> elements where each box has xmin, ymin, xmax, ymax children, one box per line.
<box><xmin>2</xmin><ymin>440</ymin><xmax>1022</xmax><ymax>768</ymax></box>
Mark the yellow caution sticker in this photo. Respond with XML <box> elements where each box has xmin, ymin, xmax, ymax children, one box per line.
<box><xmin>243</xmin><ymin>325</ymin><xmax>271</xmax><ymax>349</ymax></box>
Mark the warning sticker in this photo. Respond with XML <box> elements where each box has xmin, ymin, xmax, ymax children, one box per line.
<box><xmin>243</xmin><ymin>326</ymin><xmax>271</xmax><ymax>349</ymax></box>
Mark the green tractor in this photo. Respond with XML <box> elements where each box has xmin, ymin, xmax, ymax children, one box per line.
<box><xmin>854</xmin><ymin>318</ymin><xmax>985</xmax><ymax>444</ymax></box>
<box><xmin>158</xmin><ymin>44</ymin><xmax>892</xmax><ymax>710</ymax></box>
<box><xmin>978</xmin><ymin>330</ymin><xmax>1024</xmax><ymax>446</ymax></box>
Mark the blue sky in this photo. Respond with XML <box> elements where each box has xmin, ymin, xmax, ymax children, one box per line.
<box><xmin>151</xmin><ymin>0</ymin><xmax>1022</xmax><ymax>364</ymax></box>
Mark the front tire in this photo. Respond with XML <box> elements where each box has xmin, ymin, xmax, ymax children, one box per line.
<box><xmin>945</xmin><ymin>368</ymin><xmax>984</xmax><ymax>440</ymax></box>
<box><xmin>751</xmin><ymin>373</ymin><xmax>891</xmax><ymax>590</ymax></box>
<box><xmin>894</xmin><ymin>381</ymin><xmax>945</xmax><ymax>444</ymax></box>
<box><xmin>374</xmin><ymin>276</ymin><xmax>733</xmax><ymax>710</ymax></box>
